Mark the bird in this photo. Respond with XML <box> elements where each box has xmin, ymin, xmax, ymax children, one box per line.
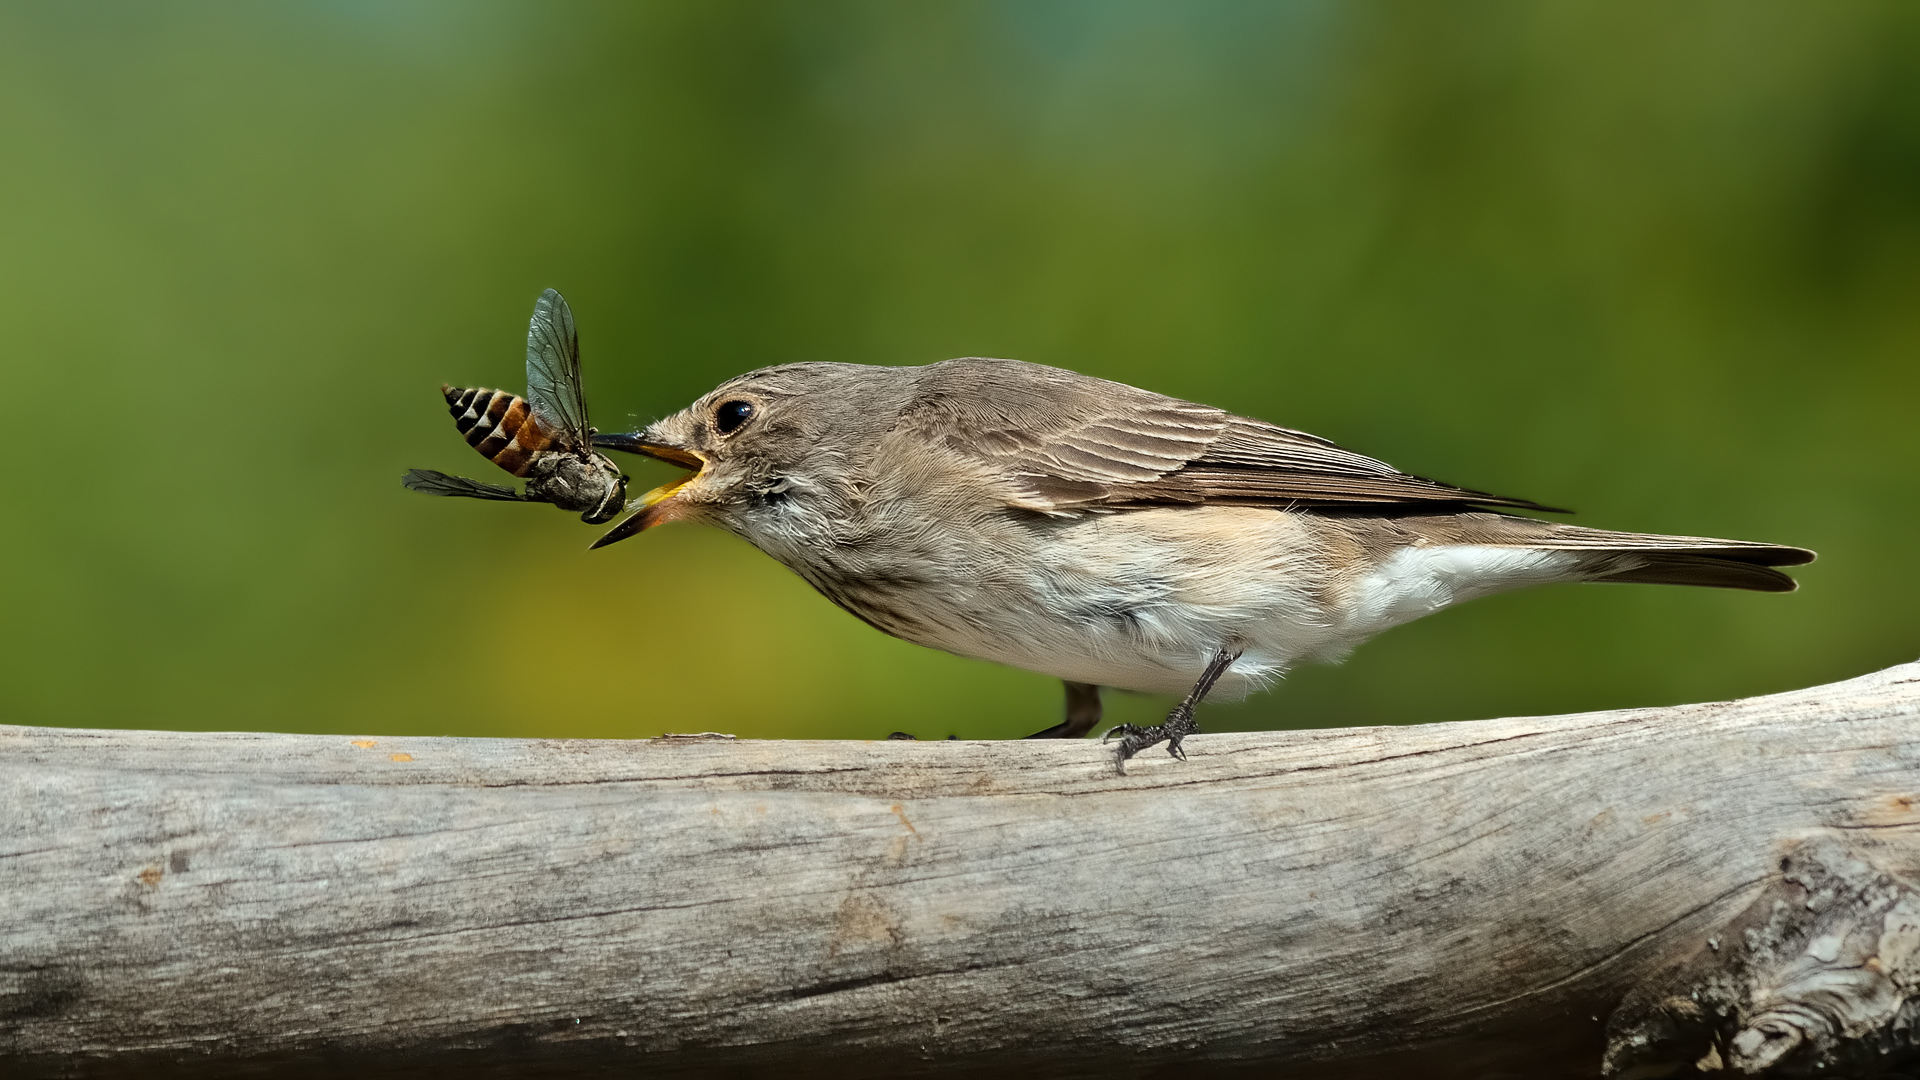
<box><xmin>587</xmin><ymin>357</ymin><xmax>1813</xmax><ymax>762</ymax></box>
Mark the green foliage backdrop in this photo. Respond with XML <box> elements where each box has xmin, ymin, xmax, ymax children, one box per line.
<box><xmin>1</xmin><ymin>2</ymin><xmax>1914</xmax><ymax>740</ymax></box>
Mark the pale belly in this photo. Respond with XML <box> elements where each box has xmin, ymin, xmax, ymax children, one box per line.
<box><xmin>776</xmin><ymin>505</ymin><xmax>1584</xmax><ymax>698</ymax></box>
<box><xmin>862</xmin><ymin>507</ymin><xmax>1348</xmax><ymax>697</ymax></box>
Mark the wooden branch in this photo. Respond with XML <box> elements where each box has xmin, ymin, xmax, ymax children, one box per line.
<box><xmin>5</xmin><ymin>663</ymin><xmax>1920</xmax><ymax>1078</ymax></box>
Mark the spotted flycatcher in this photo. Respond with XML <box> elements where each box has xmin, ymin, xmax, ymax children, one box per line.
<box><xmin>589</xmin><ymin>359</ymin><xmax>1812</xmax><ymax>761</ymax></box>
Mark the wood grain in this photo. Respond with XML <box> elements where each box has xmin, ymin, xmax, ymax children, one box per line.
<box><xmin>5</xmin><ymin>661</ymin><xmax>1920</xmax><ymax>1078</ymax></box>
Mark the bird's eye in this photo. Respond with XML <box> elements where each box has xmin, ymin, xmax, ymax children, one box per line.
<box><xmin>714</xmin><ymin>399</ymin><xmax>755</xmax><ymax>435</ymax></box>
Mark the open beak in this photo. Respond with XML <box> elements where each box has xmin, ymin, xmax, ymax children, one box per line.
<box><xmin>591</xmin><ymin>431</ymin><xmax>703</xmax><ymax>469</ymax></box>
<box><xmin>589</xmin><ymin>432</ymin><xmax>705</xmax><ymax>549</ymax></box>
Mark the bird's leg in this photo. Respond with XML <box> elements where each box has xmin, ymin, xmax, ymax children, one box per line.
<box><xmin>1102</xmin><ymin>649</ymin><xmax>1241</xmax><ymax>765</ymax></box>
<box><xmin>1025</xmin><ymin>681</ymin><xmax>1103</xmax><ymax>739</ymax></box>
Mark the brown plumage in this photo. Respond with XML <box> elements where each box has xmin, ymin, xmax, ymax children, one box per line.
<box><xmin>589</xmin><ymin>357</ymin><xmax>1814</xmax><ymax>758</ymax></box>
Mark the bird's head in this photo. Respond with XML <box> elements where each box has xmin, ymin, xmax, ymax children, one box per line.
<box><xmin>589</xmin><ymin>363</ymin><xmax>907</xmax><ymax>550</ymax></box>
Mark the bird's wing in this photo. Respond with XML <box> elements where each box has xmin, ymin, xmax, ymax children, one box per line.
<box><xmin>524</xmin><ymin>288</ymin><xmax>591</xmax><ymax>444</ymax></box>
<box><xmin>909</xmin><ymin>360</ymin><xmax>1558</xmax><ymax>514</ymax></box>
<box><xmin>1113</xmin><ymin>415</ymin><xmax>1565</xmax><ymax>512</ymax></box>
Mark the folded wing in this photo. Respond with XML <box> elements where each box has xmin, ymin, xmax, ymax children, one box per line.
<box><xmin>912</xmin><ymin>359</ymin><xmax>1559</xmax><ymax>514</ymax></box>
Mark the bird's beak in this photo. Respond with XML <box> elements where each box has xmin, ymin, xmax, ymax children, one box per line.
<box><xmin>591</xmin><ymin>431</ymin><xmax>704</xmax><ymax>469</ymax></box>
<box><xmin>590</xmin><ymin>432</ymin><xmax>706</xmax><ymax>549</ymax></box>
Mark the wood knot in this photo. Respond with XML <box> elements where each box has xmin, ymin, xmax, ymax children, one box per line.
<box><xmin>1605</xmin><ymin>837</ymin><xmax>1920</xmax><ymax>1077</ymax></box>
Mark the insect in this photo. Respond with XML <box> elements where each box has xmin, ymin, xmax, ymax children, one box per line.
<box><xmin>402</xmin><ymin>288</ymin><xmax>628</xmax><ymax>524</ymax></box>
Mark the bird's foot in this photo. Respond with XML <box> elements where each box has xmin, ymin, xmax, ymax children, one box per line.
<box><xmin>886</xmin><ymin>732</ymin><xmax>958</xmax><ymax>741</ymax></box>
<box><xmin>1101</xmin><ymin>705</ymin><xmax>1199</xmax><ymax>765</ymax></box>
<box><xmin>1025</xmin><ymin>681</ymin><xmax>1103</xmax><ymax>739</ymax></box>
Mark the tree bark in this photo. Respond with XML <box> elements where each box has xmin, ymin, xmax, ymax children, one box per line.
<box><xmin>5</xmin><ymin>662</ymin><xmax>1920</xmax><ymax>1079</ymax></box>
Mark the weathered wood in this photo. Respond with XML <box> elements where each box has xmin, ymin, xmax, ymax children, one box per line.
<box><xmin>5</xmin><ymin>662</ymin><xmax>1920</xmax><ymax>1078</ymax></box>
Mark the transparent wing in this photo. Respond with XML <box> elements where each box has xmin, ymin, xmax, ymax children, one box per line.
<box><xmin>524</xmin><ymin>288</ymin><xmax>590</xmax><ymax>445</ymax></box>
<box><xmin>401</xmin><ymin>468</ymin><xmax>524</xmax><ymax>501</ymax></box>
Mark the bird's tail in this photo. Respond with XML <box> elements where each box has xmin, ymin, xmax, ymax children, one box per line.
<box><xmin>1530</xmin><ymin>524</ymin><xmax>1814</xmax><ymax>593</ymax></box>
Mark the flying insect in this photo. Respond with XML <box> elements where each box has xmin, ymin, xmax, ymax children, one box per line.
<box><xmin>402</xmin><ymin>289</ymin><xmax>627</xmax><ymax>524</ymax></box>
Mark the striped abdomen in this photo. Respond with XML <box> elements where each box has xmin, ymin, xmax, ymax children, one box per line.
<box><xmin>443</xmin><ymin>385</ymin><xmax>559</xmax><ymax>477</ymax></box>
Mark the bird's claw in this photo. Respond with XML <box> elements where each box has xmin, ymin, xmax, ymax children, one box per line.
<box><xmin>1100</xmin><ymin>707</ymin><xmax>1198</xmax><ymax>765</ymax></box>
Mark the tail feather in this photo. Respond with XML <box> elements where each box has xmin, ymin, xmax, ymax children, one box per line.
<box><xmin>1389</xmin><ymin>514</ymin><xmax>1816</xmax><ymax>593</ymax></box>
<box><xmin>1342</xmin><ymin>513</ymin><xmax>1815</xmax><ymax>594</ymax></box>
<box><xmin>1531</xmin><ymin>523</ymin><xmax>1815</xmax><ymax>593</ymax></box>
<box><xmin>1584</xmin><ymin>552</ymin><xmax>1801</xmax><ymax>592</ymax></box>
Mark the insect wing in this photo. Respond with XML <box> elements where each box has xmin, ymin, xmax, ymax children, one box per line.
<box><xmin>524</xmin><ymin>288</ymin><xmax>591</xmax><ymax>448</ymax></box>
<box><xmin>401</xmin><ymin>468</ymin><xmax>524</xmax><ymax>501</ymax></box>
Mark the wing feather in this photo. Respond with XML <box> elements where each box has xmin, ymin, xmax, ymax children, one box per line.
<box><xmin>910</xmin><ymin>359</ymin><xmax>1557</xmax><ymax>514</ymax></box>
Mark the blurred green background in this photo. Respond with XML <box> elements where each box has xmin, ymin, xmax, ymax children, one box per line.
<box><xmin>0</xmin><ymin>1</ymin><xmax>1914</xmax><ymax>741</ymax></box>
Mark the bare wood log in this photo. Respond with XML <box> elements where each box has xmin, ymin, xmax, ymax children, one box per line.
<box><xmin>5</xmin><ymin>663</ymin><xmax>1920</xmax><ymax>1078</ymax></box>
